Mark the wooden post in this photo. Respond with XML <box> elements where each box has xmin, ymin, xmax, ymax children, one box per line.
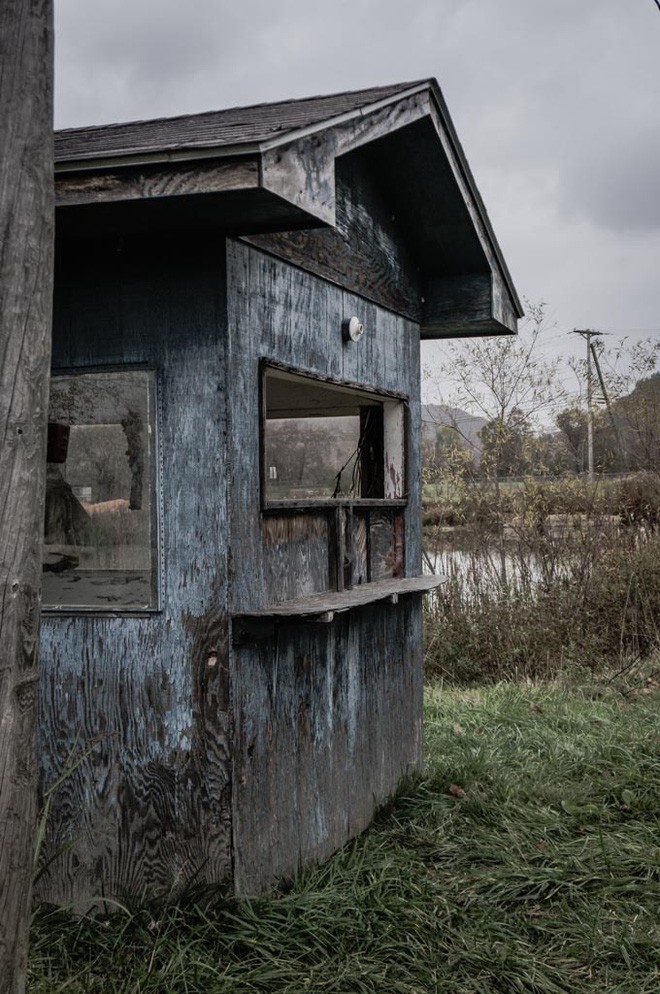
<box><xmin>586</xmin><ymin>332</ymin><xmax>594</xmax><ymax>482</ymax></box>
<box><xmin>572</xmin><ymin>329</ymin><xmax>604</xmax><ymax>482</ymax></box>
<box><xmin>0</xmin><ymin>1</ymin><xmax>54</xmax><ymax>991</ymax></box>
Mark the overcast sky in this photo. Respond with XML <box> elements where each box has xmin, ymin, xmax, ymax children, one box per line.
<box><xmin>54</xmin><ymin>0</ymin><xmax>660</xmax><ymax>393</ymax></box>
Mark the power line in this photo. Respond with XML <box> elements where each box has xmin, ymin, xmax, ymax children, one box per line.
<box><xmin>587</xmin><ymin>328</ymin><xmax>660</xmax><ymax>336</ymax></box>
<box><xmin>589</xmin><ymin>341</ymin><xmax>627</xmax><ymax>470</ymax></box>
<box><xmin>570</xmin><ymin>329</ymin><xmax>633</xmax><ymax>476</ymax></box>
<box><xmin>571</xmin><ymin>329</ymin><xmax>605</xmax><ymax>481</ymax></box>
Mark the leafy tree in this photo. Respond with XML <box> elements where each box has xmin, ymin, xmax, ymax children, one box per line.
<box><xmin>425</xmin><ymin>300</ymin><xmax>562</xmax><ymax>484</ymax></box>
<box><xmin>531</xmin><ymin>430</ymin><xmax>572</xmax><ymax>476</ymax></box>
<box><xmin>555</xmin><ymin>402</ymin><xmax>625</xmax><ymax>474</ymax></box>
<box><xmin>427</xmin><ymin>423</ymin><xmax>476</xmax><ymax>477</ymax></box>
<box><xmin>556</xmin><ymin>405</ymin><xmax>588</xmax><ymax>473</ymax></box>
<box><xmin>567</xmin><ymin>337</ymin><xmax>659</xmax><ymax>473</ymax></box>
<box><xmin>480</xmin><ymin>407</ymin><xmax>533</xmax><ymax>479</ymax></box>
<box><xmin>617</xmin><ymin>372</ymin><xmax>660</xmax><ymax>471</ymax></box>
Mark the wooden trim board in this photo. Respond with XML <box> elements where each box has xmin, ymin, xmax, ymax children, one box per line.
<box><xmin>233</xmin><ymin>574</ymin><xmax>446</xmax><ymax>633</ymax></box>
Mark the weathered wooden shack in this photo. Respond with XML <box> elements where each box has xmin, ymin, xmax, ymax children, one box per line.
<box><xmin>38</xmin><ymin>79</ymin><xmax>521</xmax><ymax>905</ymax></box>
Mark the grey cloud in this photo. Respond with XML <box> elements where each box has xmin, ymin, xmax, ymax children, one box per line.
<box><xmin>560</xmin><ymin>126</ymin><xmax>660</xmax><ymax>232</ymax></box>
<box><xmin>53</xmin><ymin>0</ymin><xmax>660</xmax><ymax>342</ymax></box>
<box><xmin>427</xmin><ymin>0</ymin><xmax>660</xmax><ymax>236</ymax></box>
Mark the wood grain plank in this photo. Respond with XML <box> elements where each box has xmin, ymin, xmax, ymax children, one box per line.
<box><xmin>262</xmin><ymin>514</ymin><xmax>329</xmax><ymax>602</ymax></box>
<box><xmin>233</xmin><ymin>575</ymin><xmax>444</xmax><ymax>621</ymax></box>
<box><xmin>231</xmin><ymin>599</ymin><xmax>423</xmax><ymax>894</ymax></box>
<box><xmin>422</xmin><ymin>273</ymin><xmax>492</xmax><ymax>330</ymax></box>
<box><xmin>352</xmin><ymin>512</ymin><xmax>368</xmax><ymax>585</ymax></box>
<box><xmin>56</xmin><ymin>158</ymin><xmax>260</xmax><ymax>207</ymax></box>
<box><xmin>0</xmin><ymin>0</ymin><xmax>54</xmax><ymax>986</ymax></box>
<box><xmin>247</xmin><ymin>150</ymin><xmax>423</xmax><ymax>322</ymax></box>
<box><xmin>260</xmin><ymin>90</ymin><xmax>428</xmax><ymax>227</ymax></box>
<box><xmin>226</xmin><ymin>235</ymin><xmax>424</xmax><ymax>893</ymax></box>
<box><xmin>37</xmin><ymin>234</ymin><xmax>232</xmax><ymax>907</ymax></box>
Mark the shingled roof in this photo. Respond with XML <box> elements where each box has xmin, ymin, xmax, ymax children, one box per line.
<box><xmin>54</xmin><ymin>80</ymin><xmax>429</xmax><ymax>166</ymax></box>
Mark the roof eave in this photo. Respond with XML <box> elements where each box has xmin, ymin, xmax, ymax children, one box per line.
<box><xmin>425</xmin><ymin>79</ymin><xmax>524</xmax><ymax>321</ymax></box>
<box><xmin>53</xmin><ymin>80</ymin><xmax>431</xmax><ymax>174</ymax></box>
<box><xmin>54</xmin><ymin>141</ymin><xmax>263</xmax><ymax>174</ymax></box>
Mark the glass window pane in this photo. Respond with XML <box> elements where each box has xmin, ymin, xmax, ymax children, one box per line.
<box><xmin>43</xmin><ymin>369</ymin><xmax>158</xmax><ymax>610</ymax></box>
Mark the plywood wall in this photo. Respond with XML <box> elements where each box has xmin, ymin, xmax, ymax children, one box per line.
<box><xmin>38</xmin><ymin>234</ymin><xmax>232</xmax><ymax>907</ymax></box>
<box><xmin>226</xmin><ymin>240</ymin><xmax>424</xmax><ymax>892</ymax></box>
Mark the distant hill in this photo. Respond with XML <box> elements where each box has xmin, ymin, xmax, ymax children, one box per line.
<box><xmin>422</xmin><ymin>404</ymin><xmax>487</xmax><ymax>462</ymax></box>
<box><xmin>613</xmin><ymin>372</ymin><xmax>660</xmax><ymax>471</ymax></box>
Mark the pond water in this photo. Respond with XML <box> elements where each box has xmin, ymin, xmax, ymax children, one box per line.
<box><xmin>424</xmin><ymin>546</ymin><xmax>543</xmax><ymax>591</ymax></box>
<box><xmin>423</xmin><ymin>516</ymin><xmax>627</xmax><ymax>593</ymax></box>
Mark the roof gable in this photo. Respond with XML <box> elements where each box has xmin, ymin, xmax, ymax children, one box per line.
<box><xmin>54</xmin><ymin>80</ymin><xmax>522</xmax><ymax>338</ymax></box>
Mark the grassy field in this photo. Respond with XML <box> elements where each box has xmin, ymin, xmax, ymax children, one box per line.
<box><xmin>29</xmin><ymin>677</ymin><xmax>660</xmax><ymax>993</ymax></box>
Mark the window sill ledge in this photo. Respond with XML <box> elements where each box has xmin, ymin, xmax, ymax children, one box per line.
<box><xmin>232</xmin><ymin>575</ymin><xmax>446</xmax><ymax>639</ymax></box>
<box><xmin>262</xmin><ymin>498</ymin><xmax>407</xmax><ymax>513</ymax></box>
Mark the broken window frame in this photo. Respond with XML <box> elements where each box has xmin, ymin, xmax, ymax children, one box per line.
<box><xmin>261</xmin><ymin>361</ymin><xmax>407</xmax><ymax>508</ymax></box>
<box><xmin>260</xmin><ymin>361</ymin><xmax>408</xmax><ymax>594</ymax></box>
<box><xmin>42</xmin><ymin>365</ymin><xmax>162</xmax><ymax>615</ymax></box>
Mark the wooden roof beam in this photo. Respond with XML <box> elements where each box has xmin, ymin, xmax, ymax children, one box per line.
<box><xmin>55</xmin><ymin>156</ymin><xmax>260</xmax><ymax>208</ymax></box>
<box><xmin>260</xmin><ymin>90</ymin><xmax>428</xmax><ymax>226</ymax></box>
<box><xmin>423</xmin><ymin>91</ymin><xmax>522</xmax><ymax>333</ymax></box>
<box><xmin>421</xmin><ymin>272</ymin><xmax>517</xmax><ymax>339</ymax></box>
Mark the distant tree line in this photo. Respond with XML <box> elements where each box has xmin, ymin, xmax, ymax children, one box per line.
<box><xmin>424</xmin><ymin>306</ymin><xmax>659</xmax><ymax>482</ymax></box>
<box><xmin>425</xmin><ymin>372</ymin><xmax>660</xmax><ymax>480</ymax></box>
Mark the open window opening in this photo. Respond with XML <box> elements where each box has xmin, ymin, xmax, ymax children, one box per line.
<box><xmin>261</xmin><ymin>364</ymin><xmax>407</xmax><ymax>599</ymax></box>
<box><xmin>43</xmin><ymin>368</ymin><xmax>159</xmax><ymax>611</ymax></box>
<box><xmin>262</xmin><ymin>364</ymin><xmax>406</xmax><ymax>506</ymax></box>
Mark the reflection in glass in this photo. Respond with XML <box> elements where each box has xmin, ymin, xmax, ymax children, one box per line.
<box><xmin>262</xmin><ymin>367</ymin><xmax>391</xmax><ymax>502</ymax></box>
<box><xmin>43</xmin><ymin>370</ymin><xmax>158</xmax><ymax>610</ymax></box>
<box><xmin>265</xmin><ymin>415</ymin><xmax>361</xmax><ymax>500</ymax></box>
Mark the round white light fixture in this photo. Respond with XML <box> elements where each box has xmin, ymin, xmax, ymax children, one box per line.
<box><xmin>342</xmin><ymin>316</ymin><xmax>364</xmax><ymax>343</ymax></box>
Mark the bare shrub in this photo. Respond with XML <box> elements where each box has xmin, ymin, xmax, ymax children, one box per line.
<box><xmin>424</xmin><ymin>475</ymin><xmax>660</xmax><ymax>684</ymax></box>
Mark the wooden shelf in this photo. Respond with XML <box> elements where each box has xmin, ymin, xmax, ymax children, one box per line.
<box><xmin>232</xmin><ymin>575</ymin><xmax>446</xmax><ymax>640</ymax></box>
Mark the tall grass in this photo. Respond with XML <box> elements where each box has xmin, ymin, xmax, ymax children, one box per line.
<box><xmin>28</xmin><ymin>679</ymin><xmax>660</xmax><ymax>993</ymax></box>
<box><xmin>424</xmin><ymin>474</ymin><xmax>660</xmax><ymax>683</ymax></box>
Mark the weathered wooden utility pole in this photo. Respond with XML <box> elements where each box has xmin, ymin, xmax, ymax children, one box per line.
<box><xmin>589</xmin><ymin>338</ymin><xmax>627</xmax><ymax>470</ymax></box>
<box><xmin>572</xmin><ymin>329</ymin><xmax>603</xmax><ymax>482</ymax></box>
<box><xmin>0</xmin><ymin>1</ymin><xmax>54</xmax><ymax>991</ymax></box>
